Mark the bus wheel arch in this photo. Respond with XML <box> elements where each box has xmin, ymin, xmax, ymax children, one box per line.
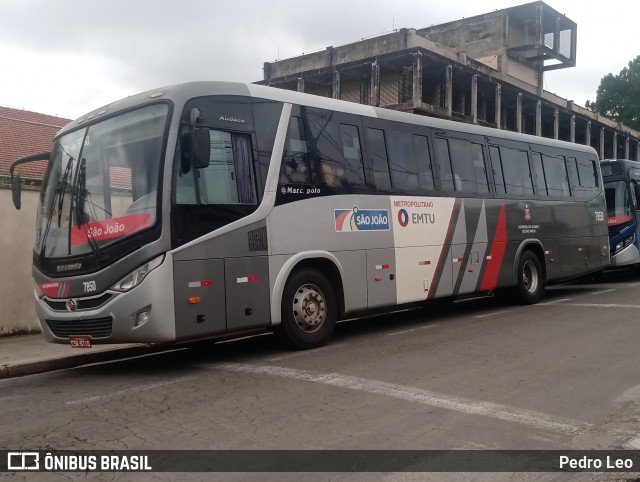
<box><xmin>276</xmin><ymin>262</ymin><xmax>342</xmax><ymax>349</ymax></box>
<box><xmin>513</xmin><ymin>243</ymin><xmax>546</xmax><ymax>304</ymax></box>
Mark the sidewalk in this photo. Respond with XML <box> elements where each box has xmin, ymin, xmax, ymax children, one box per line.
<box><xmin>0</xmin><ymin>333</ymin><xmax>154</xmax><ymax>379</ymax></box>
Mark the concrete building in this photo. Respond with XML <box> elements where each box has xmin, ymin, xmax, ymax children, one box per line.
<box><xmin>261</xmin><ymin>1</ymin><xmax>639</xmax><ymax>160</ymax></box>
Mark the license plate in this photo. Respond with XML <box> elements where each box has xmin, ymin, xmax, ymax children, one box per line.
<box><xmin>69</xmin><ymin>335</ymin><xmax>92</xmax><ymax>348</ymax></box>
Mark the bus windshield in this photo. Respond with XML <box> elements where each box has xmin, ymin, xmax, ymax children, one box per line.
<box><xmin>604</xmin><ymin>179</ymin><xmax>633</xmax><ymax>226</ymax></box>
<box><xmin>36</xmin><ymin>103</ymin><xmax>168</xmax><ymax>259</ymax></box>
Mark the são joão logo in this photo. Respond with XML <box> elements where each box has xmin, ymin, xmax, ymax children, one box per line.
<box><xmin>335</xmin><ymin>206</ymin><xmax>390</xmax><ymax>232</ymax></box>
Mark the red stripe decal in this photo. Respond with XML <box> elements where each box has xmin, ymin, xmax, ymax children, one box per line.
<box><xmin>70</xmin><ymin>213</ymin><xmax>152</xmax><ymax>246</ymax></box>
<box><xmin>40</xmin><ymin>282</ymin><xmax>60</xmax><ymax>298</ymax></box>
<box><xmin>480</xmin><ymin>204</ymin><xmax>507</xmax><ymax>291</ymax></box>
<box><xmin>428</xmin><ymin>200</ymin><xmax>459</xmax><ymax>300</ymax></box>
<box><xmin>335</xmin><ymin>210</ymin><xmax>350</xmax><ymax>231</ymax></box>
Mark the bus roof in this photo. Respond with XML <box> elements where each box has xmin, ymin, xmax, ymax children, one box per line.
<box><xmin>59</xmin><ymin>81</ymin><xmax>598</xmax><ymax>156</ymax></box>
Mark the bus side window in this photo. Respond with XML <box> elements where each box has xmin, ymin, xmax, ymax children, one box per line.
<box><xmin>629</xmin><ymin>169</ymin><xmax>640</xmax><ymax>211</ymax></box>
<box><xmin>576</xmin><ymin>157</ymin><xmax>598</xmax><ymax>189</ymax></box>
<box><xmin>366</xmin><ymin>128</ymin><xmax>391</xmax><ymax>190</ymax></box>
<box><xmin>307</xmin><ymin>109</ymin><xmax>347</xmax><ymax>189</ymax></box>
<box><xmin>433</xmin><ymin>137</ymin><xmax>454</xmax><ymax>191</ymax></box>
<box><xmin>500</xmin><ymin>146</ymin><xmax>533</xmax><ymax>196</ymax></box>
<box><xmin>448</xmin><ymin>138</ymin><xmax>488</xmax><ymax>193</ymax></box>
<box><xmin>542</xmin><ymin>154</ymin><xmax>571</xmax><ymax>197</ymax></box>
<box><xmin>566</xmin><ymin>157</ymin><xmax>580</xmax><ymax>193</ymax></box>
<box><xmin>413</xmin><ymin>135</ymin><xmax>435</xmax><ymax>191</ymax></box>
<box><xmin>176</xmin><ymin>129</ymin><xmax>256</xmax><ymax>205</ymax></box>
<box><xmin>630</xmin><ymin>181</ymin><xmax>639</xmax><ymax>211</ymax></box>
<box><xmin>252</xmin><ymin>100</ymin><xmax>284</xmax><ymax>195</ymax></box>
<box><xmin>530</xmin><ymin>152</ymin><xmax>548</xmax><ymax>196</ymax></box>
<box><xmin>280</xmin><ymin>116</ymin><xmax>311</xmax><ymax>185</ymax></box>
<box><xmin>387</xmin><ymin>130</ymin><xmax>419</xmax><ymax>190</ymax></box>
<box><xmin>488</xmin><ymin>146</ymin><xmax>506</xmax><ymax>195</ymax></box>
<box><xmin>339</xmin><ymin>124</ymin><xmax>365</xmax><ymax>186</ymax></box>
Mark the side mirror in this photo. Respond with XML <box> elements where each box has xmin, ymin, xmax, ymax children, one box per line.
<box><xmin>9</xmin><ymin>151</ymin><xmax>50</xmax><ymax>211</ymax></box>
<box><xmin>192</xmin><ymin>127</ymin><xmax>210</xmax><ymax>169</ymax></box>
<box><xmin>11</xmin><ymin>174</ymin><xmax>22</xmax><ymax>210</ymax></box>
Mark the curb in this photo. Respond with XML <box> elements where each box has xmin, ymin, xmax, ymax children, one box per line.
<box><xmin>0</xmin><ymin>345</ymin><xmax>156</xmax><ymax>379</ymax></box>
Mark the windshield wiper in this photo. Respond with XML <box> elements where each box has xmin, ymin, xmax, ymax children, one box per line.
<box><xmin>39</xmin><ymin>155</ymin><xmax>74</xmax><ymax>265</ymax></box>
<box><xmin>69</xmin><ymin>158</ymin><xmax>107</xmax><ymax>262</ymax></box>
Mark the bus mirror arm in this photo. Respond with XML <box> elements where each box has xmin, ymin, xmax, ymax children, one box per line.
<box><xmin>192</xmin><ymin>127</ymin><xmax>210</xmax><ymax>170</ymax></box>
<box><xmin>9</xmin><ymin>151</ymin><xmax>50</xmax><ymax>210</ymax></box>
<box><xmin>187</xmin><ymin>107</ymin><xmax>209</xmax><ymax>170</ymax></box>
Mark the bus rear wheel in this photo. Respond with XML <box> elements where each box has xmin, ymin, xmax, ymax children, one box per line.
<box><xmin>277</xmin><ymin>268</ymin><xmax>337</xmax><ymax>349</ymax></box>
<box><xmin>515</xmin><ymin>250</ymin><xmax>544</xmax><ymax>304</ymax></box>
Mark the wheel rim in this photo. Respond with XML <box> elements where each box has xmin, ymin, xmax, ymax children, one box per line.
<box><xmin>291</xmin><ymin>283</ymin><xmax>327</xmax><ymax>334</ymax></box>
<box><xmin>522</xmin><ymin>259</ymin><xmax>539</xmax><ymax>294</ymax></box>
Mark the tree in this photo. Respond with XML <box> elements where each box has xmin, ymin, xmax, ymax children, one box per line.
<box><xmin>591</xmin><ymin>56</ymin><xmax>640</xmax><ymax>130</ymax></box>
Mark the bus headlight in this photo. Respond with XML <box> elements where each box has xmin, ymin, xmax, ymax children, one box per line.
<box><xmin>112</xmin><ymin>255</ymin><xmax>165</xmax><ymax>292</ymax></box>
<box><xmin>615</xmin><ymin>234</ymin><xmax>635</xmax><ymax>254</ymax></box>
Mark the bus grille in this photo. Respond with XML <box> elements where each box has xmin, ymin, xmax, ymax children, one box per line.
<box><xmin>46</xmin><ymin>317</ymin><xmax>113</xmax><ymax>338</ymax></box>
<box><xmin>44</xmin><ymin>293</ymin><xmax>114</xmax><ymax>312</ymax></box>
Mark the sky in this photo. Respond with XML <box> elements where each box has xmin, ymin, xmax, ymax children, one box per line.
<box><xmin>0</xmin><ymin>0</ymin><xmax>637</xmax><ymax>120</ymax></box>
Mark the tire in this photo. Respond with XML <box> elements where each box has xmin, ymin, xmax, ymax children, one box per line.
<box><xmin>515</xmin><ymin>250</ymin><xmax>544</xmax><ymax>304</ymax></box>
<box><xmin>277</xmin><ymin>268</ymin><xmax>337</xmax><ymax>350</ymax></box>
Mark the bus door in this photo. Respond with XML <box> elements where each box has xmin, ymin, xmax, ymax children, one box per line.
<box><xmin>172</xmin><ymin>96</ymin><xmax>267</xmax><ymax>339</ymax></box>
<box><xmin>627</xmin><ymin>168</ymin><xmax>640</xmax><ymax>254</ymax></box>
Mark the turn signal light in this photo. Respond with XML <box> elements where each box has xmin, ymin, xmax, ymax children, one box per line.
<box><xmin>188</xmin><ymin>297</ymin><xmax>201</xmax><ymax>304</ymax></box>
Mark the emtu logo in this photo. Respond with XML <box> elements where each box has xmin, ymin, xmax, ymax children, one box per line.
<box><xmin>397</xmin><ymin>209</ymin><xmax>409</xmax><ymax>227</ymax></box>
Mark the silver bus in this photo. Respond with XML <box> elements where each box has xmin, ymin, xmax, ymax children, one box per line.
<box><xmin>11</xmin><ymin>82</ymin><xmax>609</xmax><ymax>349</ymax></box>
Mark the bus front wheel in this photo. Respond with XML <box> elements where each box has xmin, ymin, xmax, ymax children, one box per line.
<box><xmin>515</xmin><ymin>250</ymin><xmax>544</xmax><ymax>304</ymax></box>
<box><xmin>277</xmin><ymin>268</ymin><xmax>337</xmax><ymax>350</ymax></box>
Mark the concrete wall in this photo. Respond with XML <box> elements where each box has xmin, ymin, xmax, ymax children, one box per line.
<box><xmin>418</xmin><ymin>14</ymin><xmax>506</xmax><ymax>58</ymax></box>
<box><xmin>0</xmin><ymin>186</ymin><xmax>40</xmax><ymax>334</ymax></box>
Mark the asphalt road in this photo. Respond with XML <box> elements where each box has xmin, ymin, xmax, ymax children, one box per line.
<box><xmin>2</xmin><ymin>270</ymin><xmax>640</xmax><ymax>481</ymax></box>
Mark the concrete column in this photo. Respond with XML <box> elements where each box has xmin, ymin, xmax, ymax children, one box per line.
<box><xmin>297</xmin><ymin>77</ymin><xmax>305</xmax><ymax>93</ymax></box>
<box><xmin>516</xmin><ymin>93</ymin><xmax>523</xmax><ymax>133</ymax></box>
<box><xmin>625</xmin><ymin>137</ymin><xmax>630</xmax><ymax>159</ymax></box>
<box><xmin>360</xmin><ymin>74</ymin><xmax>370</xmax><ymax>105</ymax></box>
<box><xmin>412</xmin><ymin>53</ymin><xmax>423</xmax><ymax>108</ymax></box>
<box><xmin>332</xmin><ymin>69</ymin><xmax>341</xmax><ymax>100</ymax></box>
<box><xmin>612</xmin><ymin>132</ymin><xmax>617</xmax><ymax>159</ymax></box>
<box><xmin>370</xmin><ymin>62</ymin><xmax>380</xmax><ymax>107</ymax></box>
<box><xmin>570</xmin><ymin>115</ymin><xmax>576</xmax><ymax>143</ymax></box>
<box><xmin>445</xmin><ymin>65</ymin><xmax>453</xmax><ymax>117</ymax></box>
<box><xmin>599</xmin><ymin>128</ymin><xmax>605</xmax><ymax>159</ymax></box>
<box><xmin>495</xmin><ymin>84</ymin><xmax>502</xmax><ymax>129</ymax></box>
<box><xmin>535</xmin><ymin>100</ymin><xmax>541</xmax><ymax>136</ymax></box>
<box><xmin>471</xmin><ymin>75</ymin><xmax>478</xmax><ymax>124</ymax></box>
<box><xmin>553</xmin><ymin>109</ymin><xmax>559</xmax><ymax>140</ymax></box>
<box><xmin>586</xmin><ymin>121</ymin><xmax>591</xmax><ymax>147</ymax></box>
